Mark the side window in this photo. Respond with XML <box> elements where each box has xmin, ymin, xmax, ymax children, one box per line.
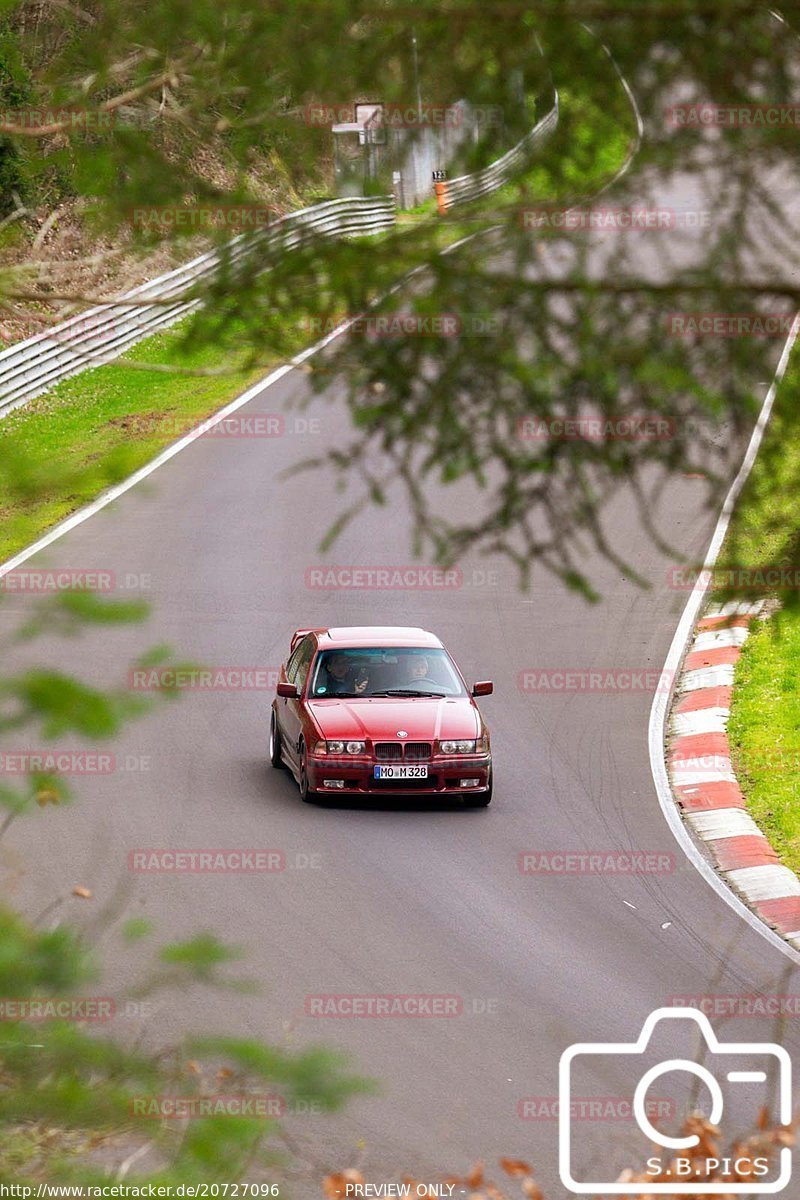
<box><xmin>290</xmin><ymin>636</ymin><xmax>315</xmax><ymax>692</ymax></box>
<box><xmin>286</xmin><ymin>641</ymin><xmax>304</xmax><ymax>684</ymax></box>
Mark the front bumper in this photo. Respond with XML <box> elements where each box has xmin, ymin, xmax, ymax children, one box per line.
<box><xmin>307</xmin><ymin>754</ymin><xmax>492</xmax><ymax>796</ymax></box>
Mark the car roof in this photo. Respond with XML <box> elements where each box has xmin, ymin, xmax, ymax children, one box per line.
<box><xmin>317</xmin><ymin>626</ymin><xmax>443</xmax><ymax>649</ymax></box>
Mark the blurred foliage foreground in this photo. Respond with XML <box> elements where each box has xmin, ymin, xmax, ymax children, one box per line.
<box><xmin>0</xmin><ymin>586</ymin><xmax>369</xmax><ymax>1186</ymax></box>
<box><xmin>0</xmin><ymin>0</ymin><xmax>798</xmax><ymax>1193</ymax></box>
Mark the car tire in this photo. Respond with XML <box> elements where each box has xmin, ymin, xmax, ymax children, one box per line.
<box><xmin>298</xmin><ymin>744</ymin><xmax>317</xmax><ymax>803</ymax></box>
<box><xmin>463</xmin><ymin>769</ymin><xmax>492</xmax><ymax>807</ymax></box>
<box><xmin>269</xmin><ymin>710</ymin><xmax>284</xmax><ymax>769</ymax></box>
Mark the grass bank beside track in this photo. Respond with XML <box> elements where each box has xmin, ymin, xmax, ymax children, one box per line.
<box><xmin>0</xmin><ymin>63</ymin><xmax>637</xmax><ymax>567</ymax></box>
<box><xmin>721</xmin><ymin>351</ymin><xmax>800</xmax><ymax>876</ymax></box>
<box><xmin>0</xmin><ymin>322</ymin><xmax>290</xmax><ymax>563</ymax></box>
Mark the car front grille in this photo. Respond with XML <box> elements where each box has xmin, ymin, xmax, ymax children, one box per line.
<box><xmin>374</xmin><ymin>741</ymin><xmax>432</xmax><ymax>761</ymax></box>
<box><xmin>375</xmin><ymin>742</ymin><xmax>403</xmax><ymax>761</ymax></box>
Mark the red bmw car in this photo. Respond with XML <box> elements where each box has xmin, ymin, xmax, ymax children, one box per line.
<box><xmin>269</xmin><ymin>626</ymin><xmax>493</xmax><ymax>804</ymax></box>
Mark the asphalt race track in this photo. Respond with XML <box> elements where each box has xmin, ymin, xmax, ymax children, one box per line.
<box><xmin>2</xmin><ymin>154</ymin><xmax>800</xmax><ymax>1195</ymax></box>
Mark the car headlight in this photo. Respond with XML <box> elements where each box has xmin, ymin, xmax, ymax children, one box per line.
<box><xmin>324</xmin><ymin>740</ymin><xmax>366</xmax><ymax>755</ymax></box>
<box><xmin>440</xmin><ymin>737</ymin><xmax>488</xmax><ymax>755</ymax></box>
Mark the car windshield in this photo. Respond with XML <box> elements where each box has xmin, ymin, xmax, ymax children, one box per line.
<box><xmin>309</xmin><ymin>647</ymin><xmax>466</xmax><ymax>698</ymax></box>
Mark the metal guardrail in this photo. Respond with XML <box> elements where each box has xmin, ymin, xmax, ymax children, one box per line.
<box><xmin>0</xmin><ymin>194</ymin><xmax>396</xmax><ymax>417</ymax></box>
<box><xmin>0</xmin><ymin>87</ymin><xmax>558</xmax><ymax>417</ymax></box>
<box><xmin>434</xmin><ymin>95</ymin><xmax>559</xmax><ymax>210</ymax></box>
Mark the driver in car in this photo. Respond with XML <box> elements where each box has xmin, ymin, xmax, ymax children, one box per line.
<box><xmin>322</xmin><ymin>654</ymin><xmax>369</xmax><ymax>695</ymax></box>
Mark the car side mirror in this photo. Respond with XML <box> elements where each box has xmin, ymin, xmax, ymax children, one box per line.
<box><xmin>277</xmin><ymin>681</ymin><xmax>299</xmax><ymax>698</ymax></box>
<box><xmin>472</xmin><ymin>681</ymin><xmax>494</xmax><ymax>697</ymax></box>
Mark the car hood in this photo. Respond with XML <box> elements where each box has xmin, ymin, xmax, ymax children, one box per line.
<box><xmin>307</xmin><ymin>696</ymin><xmax>480</xmax><ymax>742</ymax></box>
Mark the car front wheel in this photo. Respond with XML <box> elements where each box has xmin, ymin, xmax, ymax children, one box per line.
<box><xmin>269</xmin><ymin>711</ymin><xmax>284</xmax><ymax>769</ymax></box>
<box><xmin>298</xmin><ymin>744</ymin><xmax>317</xmax><ymax>803</ymax></box>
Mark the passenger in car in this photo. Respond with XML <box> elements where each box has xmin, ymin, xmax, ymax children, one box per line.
<box><xmin>403</xmin><ymin>655</ymin><xmax>440</xmax><ymax>688</ymax></box>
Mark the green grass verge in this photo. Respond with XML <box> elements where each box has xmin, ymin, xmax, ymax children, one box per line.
<box><xmin>722</xmin><ymin>352</ymin><xmax>800</xmax><ymax>876</ymax></box>
<box><xmin>0</xmin><ymin>320</ymin><xmax>300</xmax><ymax>562</ymax></box>
<box><xmin>728</xmin><ymin>614</ymin><xmax>800</xmax><ymax>875</ymax></box>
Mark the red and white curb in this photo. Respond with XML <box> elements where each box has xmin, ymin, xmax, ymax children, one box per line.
<box><xmin>668</xmin><ymin>599</ymin><xmax>800</xmax><ymax>952</ymax></box>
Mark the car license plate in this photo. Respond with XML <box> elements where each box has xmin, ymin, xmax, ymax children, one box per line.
<box><xmin>373</xmin><ymin>764</ymin><xmax>428</xmax><ymax>780</ymax></box>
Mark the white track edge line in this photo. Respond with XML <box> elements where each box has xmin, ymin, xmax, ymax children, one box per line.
<box><xmin>0</xmin><ymin>321</ymin><xmax>360</xmax><ymax>578</ymax></box>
